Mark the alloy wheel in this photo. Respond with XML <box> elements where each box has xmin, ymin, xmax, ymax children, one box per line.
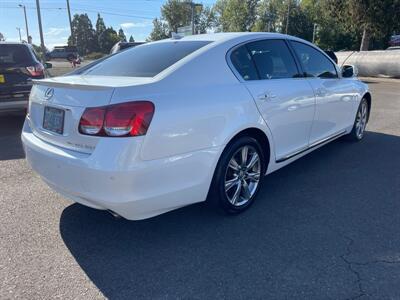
<box><xmin>355</xmin><ymin>101</ymin><xmax>368</xmax><ymax>139</ymax></box>
<box><xmin>224</xmin><ymin>145</ymin><xmax>261</xmax><ymax>207</ymax></box>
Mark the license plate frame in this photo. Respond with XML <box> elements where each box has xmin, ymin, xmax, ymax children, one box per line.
<box><xmin>43</xmin><ymin>106</ymin><xmax>65</xmax><ymax>134</ymax></box>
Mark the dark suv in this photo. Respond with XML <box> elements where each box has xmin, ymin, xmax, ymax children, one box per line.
<box><xmin>47</xmin><ymin>46</ymin><xmax>78</xmax><ymax>61</ymax></box>
<box><xmin>0</xmin><ymin>43</ymin><xmax>50</xmax><ymax>112</ymax></box>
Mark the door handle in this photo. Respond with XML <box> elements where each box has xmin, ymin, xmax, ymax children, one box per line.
<box><xmin>257</xmin><ymin>92</ymin><xmax>277</xmax><ymax>101</ymax></box>
<box><xmin>315</xmin><ymin>88</ymin><xmax>327</xmax><ymax>97</ymax></box>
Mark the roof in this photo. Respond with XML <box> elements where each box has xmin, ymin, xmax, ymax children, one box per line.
<box><xmin>179</xmin><ymin>32</ymin><xmax>290</xmax><ymax>43</ymax></box>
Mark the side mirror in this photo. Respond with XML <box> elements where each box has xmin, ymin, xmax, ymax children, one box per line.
<box><xmin>342</xmin><ymin>65</ymin><xmax>358</xmax><ymax>78</ymax></box>
<box><xmin>44</xmin><ymin>62</ymin><xmax>52</xmax><ymax>69</ymax></box>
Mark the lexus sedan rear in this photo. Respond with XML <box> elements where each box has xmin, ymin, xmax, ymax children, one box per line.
<box><xmin>22</xmin><ymin>33</ymin><xmax>371</xmax><ymax>220</ymax></box>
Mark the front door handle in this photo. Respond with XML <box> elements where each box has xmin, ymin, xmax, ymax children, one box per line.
<box><xmin>315</xmin><ymin>88</ymin><xmax>327</xmax><ymax>97</ymax></box>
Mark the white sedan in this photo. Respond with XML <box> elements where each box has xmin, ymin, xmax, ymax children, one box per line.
<box><xmin>22</xmin><ymin>33</ymin><xmax>371</xmax><ymax>220</ymax></box>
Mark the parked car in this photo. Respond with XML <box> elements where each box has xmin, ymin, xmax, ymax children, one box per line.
<box><xmin>22</xmin><ymin>33</ymin><xmax>371</xmax><ymax>220</ymax></box>
<box><xmin>386</xmin><ymin>46</ymin><xmax>400</xmax><ymax>51</ymax></box>
<box><xmin>0</xmin><ymin>42</ymin><xmax>51</xmax><ymax>112</ymax></box>
<box><xmin>110</xmin><ymin>41</ymin><xmax>145</xmax><ymax>54</ymax></box>
<box><xmin>47</xmin><ymin>46</ymin><xmax>78</xmax><ymax>61</ymax></box>
<box><xmin>324</xmin><ymin>50</ymin><xmax>338</xmax><ymax>64</ymax></box>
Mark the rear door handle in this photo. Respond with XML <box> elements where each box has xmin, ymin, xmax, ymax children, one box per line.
<box><xmin>258</xmin><ymin>92</ymin><xmax>277</xmax><ymax>101</ymax></box>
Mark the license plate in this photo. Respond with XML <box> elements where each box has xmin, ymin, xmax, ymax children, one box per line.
<box><xmin>0</xmin><ymin>74</ymin><xmax>4</xmax><ymax>83</ymax></box>
<box><xmin>43</xmin><ymin>106</ymin><xmax>65</xmax><ymax>134</ymax></box>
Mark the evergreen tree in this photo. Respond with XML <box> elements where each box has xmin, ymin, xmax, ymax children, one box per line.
<box><xmin>118</xmin><ymin>28</ymin><xmax>127</xmax><ymax>42</ymax></box>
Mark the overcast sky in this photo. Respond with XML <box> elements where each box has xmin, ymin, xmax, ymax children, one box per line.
<box><xmin>0</xmin><ymin>0</ymin><xmax>216</xmax><ymax>49</ymax></box>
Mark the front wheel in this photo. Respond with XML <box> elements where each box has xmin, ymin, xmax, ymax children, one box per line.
<box><xmin>209</xmin><ymin>136</ymin><xmax>266</xmax><ymax>214</ymax></box>
<box><xmin>347</xmin><ymin>98</ymin><xmax>369</xmax><ymax>141</ymax></box>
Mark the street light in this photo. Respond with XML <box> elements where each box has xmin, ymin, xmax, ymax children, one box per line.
<box><xmin>18</xmin><ymin>4</ymin><xmax>30</xmax><ymax>43</ymax></box>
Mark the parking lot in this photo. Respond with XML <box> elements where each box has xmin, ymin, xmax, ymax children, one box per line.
<box><xmin>0</xmin><ymin>77</ymin><xmax>399</xmax><ymax>299</ymax></box>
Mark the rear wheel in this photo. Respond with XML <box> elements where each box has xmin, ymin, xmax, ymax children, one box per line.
<box><xmin>347</xmin><ymin>98</ymin><xmax>369</xmax><ymax>141</ymax></box>
<box><xmin>209</xmin><ymin>136</ymin><xmax>266</xmax><ymax>214</ymax></box>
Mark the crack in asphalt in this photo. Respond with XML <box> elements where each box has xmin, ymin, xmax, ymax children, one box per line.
<box><xmin>340</xmin><ymin>236</ymin><xmax>366</xmax><ymax>300</ymax></box>
<box><xmin>340</xmin><ymin>236</ymin><xmax>400</xmax><ymax>300</ymax></box>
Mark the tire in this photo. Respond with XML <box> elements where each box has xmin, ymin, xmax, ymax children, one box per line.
<box><xmin>347</xmin><ymin>98</ymin><xmax>369</xmax><ymax>141</ymax></box>
<box><xmin>209</xmin><ymin>136</ymin><xmax>266</xmax><ymax>214</ymax></box>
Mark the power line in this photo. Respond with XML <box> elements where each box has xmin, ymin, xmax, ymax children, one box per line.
<box><xmin>1</xmin><ymin>5</ymin><xmax>157</xmax><ymax>20</ymax></box>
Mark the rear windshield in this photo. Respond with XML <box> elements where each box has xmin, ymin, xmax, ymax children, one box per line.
<box><xmin>0</xmin><ymin>44</ymin><xmax>34</xmax><ymax>66</ymax></box>
<box><xmin>83</xmin><ymin>40</ymin><xmax>211</xmax><ymax>77</ymax></box>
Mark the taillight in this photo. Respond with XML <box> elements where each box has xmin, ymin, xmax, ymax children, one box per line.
<box><xmin>79</xmin><ymin>101</ymin><xmax>154</xmax><ymax>137</ymax></box>
<box><xmin>79</xmin><ymin>107</ymin><xmax>106</xmax><ymax>135</ymax></box>
<box><xmin>26</xmin><ymin>63</ymin><xmax>44</xmax><ymax>77</ymax></box>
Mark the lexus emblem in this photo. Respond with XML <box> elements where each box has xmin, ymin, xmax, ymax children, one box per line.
<box><xmin>44</xmin><ymin>88</ymin><xmax>54</xmax><ymax>100</ymax></box>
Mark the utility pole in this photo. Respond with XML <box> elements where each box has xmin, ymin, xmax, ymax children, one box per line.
<box><xmin>16</xmin><ymin>27</ymin><xmax>22</xmax><ymax>42</ymax></box>
<box><xmin>312</xmin><ymin>23</ymin><xmax>317</xmax><ymax>43</ymax></box>
<box><xmin>285</xmin><ymin>0</ymin><xmax>290</xmax><ymax>34</ymax></box>
<box><xmin>66</xmin><ymin>0</ymin><xmax>74</xmax><ymax>42</ymax></box>
<box><xmin>35</xmin><ymin>0</ymin><xmax>46</xmax><ymax>62</ymax></box>
<box><xmin>19</xmin><ymin>4</ymin><xmax>30</xmax><ymax>43</ymax></box>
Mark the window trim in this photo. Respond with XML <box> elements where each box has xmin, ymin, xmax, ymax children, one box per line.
<box><xmin>288</xmin><ymin>40</ymin><xmax>339</xmax><ymax>79</ymax></box>
<box><xmin>226</xmin><ymin>38</ymin><xmax>304</xmax><ymax>82</ymax></box>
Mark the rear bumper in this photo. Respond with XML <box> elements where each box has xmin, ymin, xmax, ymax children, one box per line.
<box><xmin>0</xmin><ymin>84</ymin><xmax>31</xmax><ymax>111</ymax></box>
<box><xmin>0</xmin><ymin>100</ymin><xmax>28</xmax><ymax>111</ymax></box>
<box><xmin>22</xmin><ymin>118</ymin><xmax>221</xmax><ymax>220</ymax></box>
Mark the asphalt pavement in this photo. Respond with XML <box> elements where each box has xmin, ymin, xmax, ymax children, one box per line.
<box><xmin>0</xmin><ymin>78</ymin><xmax>399</xmax><ymax>299</ymax></box>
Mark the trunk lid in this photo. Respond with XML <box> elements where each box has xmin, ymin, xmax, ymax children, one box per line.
<box><xmin>28</xmin><ymin>75</ymin><xmax>154</xmax><ymax>154</ymax></box>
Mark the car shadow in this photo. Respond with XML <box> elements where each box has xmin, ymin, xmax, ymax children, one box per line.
<box><xmin>0</xmin><ymin>112</ymin><xmax>26</xmax><ymax>160</ymax></box>
<box><xmin>59</xmin><ymin>131</ymin><xmax>400</xmax><ymax>298</ymax></box>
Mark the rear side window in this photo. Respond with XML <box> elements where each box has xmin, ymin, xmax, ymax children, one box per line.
<box><xmin>0</xmin><ymin>44</ymin><xmax>33</xmax><ymax>66</ymax></box>
<box><xmin>230</xmin><ymin>45</ymin><xmax>259</xmax><ymax>81</ymax></box>
<box><xmin>83</xmin><ymin>41</ymin><xmax>211</xmax><ymax>77</ymax></box>
<box><xmin>290</xmin><ymin>41</ymin><xmax>337</xmax><ymax>78</ymax></box>
<box><xmin>246</xmin><ymin>39</ymin><xmax>300</xmax><ymax>79</ymax></box>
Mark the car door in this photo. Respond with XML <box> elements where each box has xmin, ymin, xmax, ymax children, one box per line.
<box><xmin>289</xmin><ymin>41</ymin><xmax>356</xmax><ymax>144</ymax></box>
<box><xmin>229</xmin><ymin>39</ymin><xmax>316</xmax><ymax>161</ymax></box>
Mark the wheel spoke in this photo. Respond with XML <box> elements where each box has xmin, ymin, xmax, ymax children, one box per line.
<box><xmin>246</xmin><ymin>152</ymin><xmax>259</xmax><ymax>170</ymax></box>
<box><xmin>241</xmin><ymin>180</ymin><xmax>251</xmax><ymax>200</ymax></box>
<box><xmin>225</xmin><ymin>177</ymin><xmax>239</xmax><ymax>191</ymax></box>
<box><xmin>228</xmin><ymin>158</ymin><xmax>240</xmax><ymax>171</ymax></box>
<box><xmin>245</xmin><ymin>171</ymin><xmax>260</xmax><ymax>182</ymax></box>
<box><xmin>241</xmin><ymin>146</ymin><xmax>248</xmax><ymax>167</ymax></box>
<box><xmin>231</xmin><ymin>181</ymin><xmax>242</xmax><ymax>205</ymax></box>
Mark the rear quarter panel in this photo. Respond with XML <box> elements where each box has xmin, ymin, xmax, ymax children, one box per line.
<box><xmin>110</xmin><ymin>43</ymin><xmax>271</xmax><ymax>161</ymax></box>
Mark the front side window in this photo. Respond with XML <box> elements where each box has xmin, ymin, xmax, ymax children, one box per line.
<box><xmin>82</xmin><ymin>40</ymin><xmax>211</xmax><ymax>77</ymax></box>
<box><xmin>246</xmin><ymin>39</ymin><xmax>300</xmax><ymax>80</ymax></box>
<box><xmin>290</xmin><ymin>41</ymin><xmax>337</xmax><ymax>78</ymax></box>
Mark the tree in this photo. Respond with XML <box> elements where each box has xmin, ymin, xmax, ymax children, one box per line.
<box><xmin>326</xmin><ymin>0</ymin><xmax>400</xmax><ymax>50</ymax></box>
<box><xmin>68</xmin><ymin>14</ymin><xmax>96</xmax><ymax>55</ymax></box>
<box><xmin>0</xmin><ymin>32</ymin><xmax>5</xmax><ymax>41</ymax></box>
<box><xmin>129</xmin><ymin>35</ymin><xmax>135</xmax><ymax>42</ymax></box>
<box><xmin>161</xmin><ymin>0</ymin><xmax>192</xmax><ymax>33</ymax></box>
<box><xmin>148</xmin><ymin>0</ymin><xmax>215</xmax><ymax>39</ymax></box>
<box><xmin>118</xmin><ymin>28</ymin><xmax>126</xmax><ymax>42</ymax></box>
<box><xmin>214</xmin><ymin>0</ymin><xmax>259</xmax><ymax>32</ymax></box>
<box><xmin>95</xmin><ymin>13</ymin><xmax>106</xmax><ymax>50</ymax></box>
<box><xmin>98</xmin><ymin>27</ymin><xmax>120</xmax><ymax>53</ymax></box>
<box><xmin>148</xmin><ymin>18</ymin><xmax>169</xmax><ymax>41</ymax></box>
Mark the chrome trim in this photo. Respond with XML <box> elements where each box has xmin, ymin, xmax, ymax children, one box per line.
<box><xmin>276</xmin><ymin>130</ymin><xmax>347</xmax><ymax>163</ymax></box>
